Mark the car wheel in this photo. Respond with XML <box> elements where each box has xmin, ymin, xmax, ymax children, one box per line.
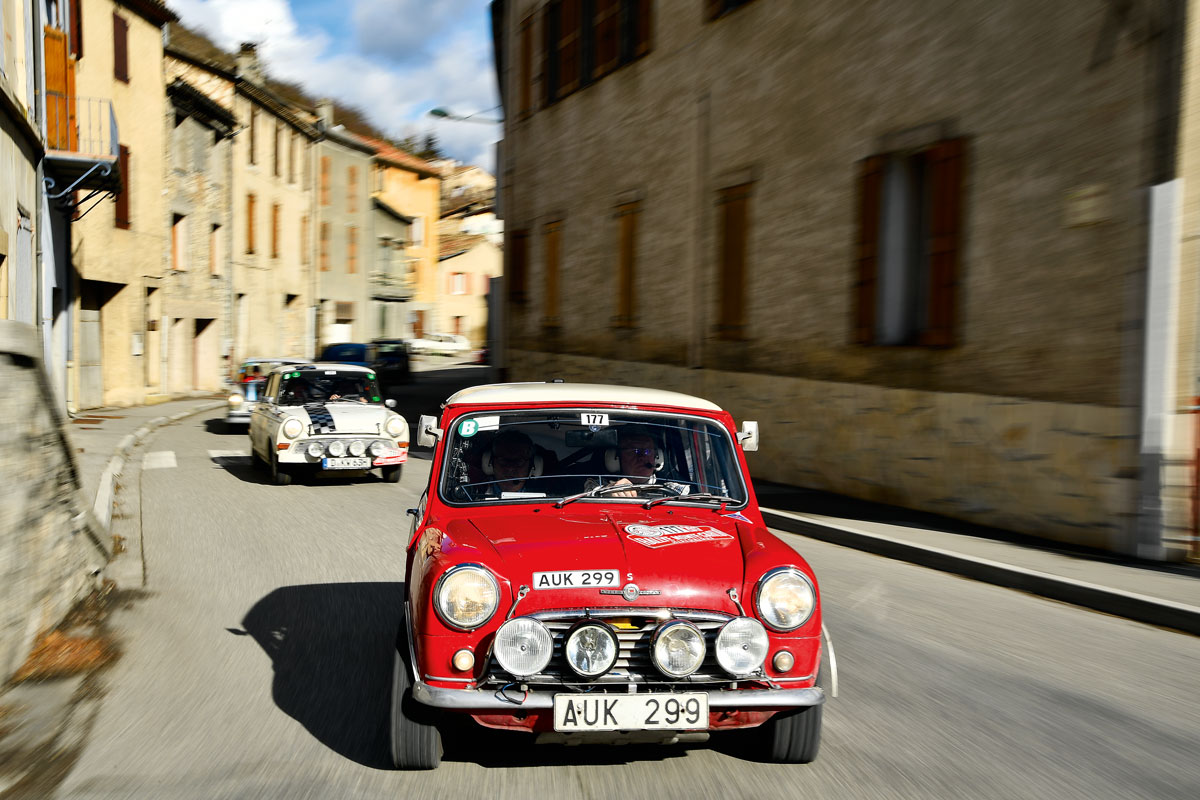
<box><xmin>252</xmin><ymin>444</ymin><xmax>267</xmax><ymax>473</ymax></box>
<box><xmin>382</xmin><ymin>465</ymin><xmax>403</xmax><ymax>483</ymax></box>
<box><xmin>270</xmin><ymin>453</ymin><xmax>292</xmax><ymax>486</ymax></box>
<box><xmin>390</xmin><ymin>630</ymin><xmax>442</xmax><ymax>769</ymax></box>
<box><xmin>761</xmin><ymin>702</ymin><xmax>822</xmax><ymax>764</ymax></box>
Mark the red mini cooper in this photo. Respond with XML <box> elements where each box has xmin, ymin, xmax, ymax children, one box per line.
<box><xmin>393</xmin><ymin>382</ymin><xmax>832</xmax><ymax>769</ymax></box>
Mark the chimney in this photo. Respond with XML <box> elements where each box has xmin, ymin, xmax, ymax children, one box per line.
<box><xmin>316</xmin><ymin>98</ymin><xmax>335</xmax><ymax>126</ymax></box>
<box><xmin>237</xmin><ymin>42</ymin><xmax>262</xmax><ymax>82</ymax></box>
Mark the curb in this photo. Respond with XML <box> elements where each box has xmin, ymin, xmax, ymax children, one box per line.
<box><xmin>90</xmin><ymin>401</ymin><xmax>224</xmax><ymax>535</ymax></box>
<box><xmin>762</xmin><ymin>507</ymin><xmax>1200</xmax><ymax>637</ymax></box>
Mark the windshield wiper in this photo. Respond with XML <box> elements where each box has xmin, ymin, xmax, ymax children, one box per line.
<box><xmin>555</xmin><ymin>482</ymin><xmax>667</xmax><ymax>508</ymax></box>
<box><xmin>642</xmin><ymin>492</ymin><xmax>741</xmax><ymax>509</ymax></box>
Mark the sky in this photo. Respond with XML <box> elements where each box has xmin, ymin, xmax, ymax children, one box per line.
<box><xmin>168</xmin><ymin>0</ymin><xmax>502</xmax><ymax>171</ymax></box>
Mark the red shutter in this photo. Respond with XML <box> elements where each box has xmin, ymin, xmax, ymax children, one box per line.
<box><xmin>112</xmin><ymin>13</ymin><xmax>128</xmax><ymax>82</ymax></box>
<box><xmin>115</xmin><ymin>145</ymin><xmax>130</xmax><ymax>228</ymax></box>
<box><xmin>922</xmin><ymin>138</ymin><xmax>966</xmax><ymax>347</ymax></box>
<box><xmin>854</xmin><ymin>156</ymin><xmax>885</xmax><ymax>344</ymax></box>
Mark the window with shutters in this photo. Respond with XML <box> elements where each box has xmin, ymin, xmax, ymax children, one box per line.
<box><xmin>706</xmin><ymin>0</ymin><xmax>757</xmax><ymax>21</ymax></box>
<box><xmin>348</xmin><ymin>226</ymin><xmax>358</xmax><ymax>274</ymax></box>
<box><xmin>320</xmin><ymin>222</ymin><xmax>330</xmax><ymax>271</ymax></box>
<box><xmin>300</xmin><ymin>215</ymin><xmax>308</xmax><ymax>264</ymax></box>
<box><xmin>543</xmin><ymin>0</ymin><xmax>650</xmax><ymax>105</ymax></box>
<box><xmin>451</xmin><ymin>273</ymin><xmax>467</xmax><ymax>295</ymax></box>
<box><xmin>518</xmin><ymin>14</ymin><xmax>534</xmax><ymax>118</ymax></box>
<box><xmin>508</xmin><ymin>229</ymin><xmax>529</xmax><ymax>304</ymax></box>
<box><xmin>716</xmin><ymin>184</ymin><xmax>751</xmax><ymax>339</ymax></box>
<box><xmin>246</xmin><ymin>193</ymin><xmax>256</xmax><ymax>254</ymax></box>
<box><xmin>115</xmin><ymin>145</ymin><xmax>131</xmax><ymax>228</ymax></box>
<box><xmin>271</xmin><ymin>203</ymin><xmax>280</xmax><ymax>259</ymax></box>
<box><xmin>854</xmin><ymin>138</ymin><xmax>965</xmax><ymax>347</ymax></box>
<box><xmin>248</xmin><ymin>107</ymin><xmax>257</xmax><ymax>165</ymax></box>
<box><xmin>171</xmin><ymin>214</ymin><xmax>187</xmax><ymax>270</ymax></box>
<box><xmin>593</xmin><ymin>0</ymin><xmax>620</xmax><ymax>78</ymax></box>
<box><xmin>348</xmin><ymin>166</ymin><xmax>358</xmax><ymax>212</ymax></box>
<box><xmin>543</xmin><ymin>220</ymin><xmax>563</xmax><ymax>327</ymax></box>
<box><xmin>112</xmin><ymin>12</ymin><xmax>128</xmax><ymax>82</ymax></box>
<box><xmin>614</xmin><ymin>200</ymin><xmax>639</xmax><ymax>327</ymax></box>
<box><xmin>335</xmin><ymin>302</ymin><xmax>354</xmax><ymax>324</ymax></box>
<box><xmin>557</xmin><ymin>0</ymin><xmax>580</xmax><ymax>96</ymax></box>
<box><xmin>320</xmin><ymin>156</ymin><xmax>331</xmax><ymax>205</ymax></box>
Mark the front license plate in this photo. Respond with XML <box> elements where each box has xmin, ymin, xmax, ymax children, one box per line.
<box><xmin>553</xmin><ymin>693</ymin><xmax>708</xmax><ymax>731</ymax></box>
<box><xmin>321</xmin><ymin>457</ymin><xmax>371</xmax><ymax>470</ymax></box>
<box><xmin>532</xmin><ymin>569</ymin><xmax>620</xmax><ymax>590</ymax></box>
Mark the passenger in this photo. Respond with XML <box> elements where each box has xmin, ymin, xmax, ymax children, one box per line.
<box><xmin>486</xmin><ymin>430</ymin><xmax>538</xmax><ymax>496</ymax></box>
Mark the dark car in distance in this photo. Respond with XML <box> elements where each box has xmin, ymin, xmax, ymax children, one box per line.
<box><xmin>319</xmin><ymin>340</ymin><xmax>411</xmax><ymax>392</ymax></box>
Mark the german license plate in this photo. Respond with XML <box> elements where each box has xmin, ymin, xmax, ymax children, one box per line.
<box><xmin>553</xmin><ymin>693</ymin><xmax>707</xmax><ymax>731</ymax></box>
<box><xmin>322</xmin><ymin>457</ymin><xmax>371</xmax><ymax>470</ymax></box>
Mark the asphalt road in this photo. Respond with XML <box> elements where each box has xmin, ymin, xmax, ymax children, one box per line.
<box><xmin>49</xmin><ymin>401</ymin><xmax>1200</xmax><ymax>798</ymax></box>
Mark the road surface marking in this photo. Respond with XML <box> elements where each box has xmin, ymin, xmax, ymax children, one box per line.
<box><xmin>143</xmin><ymin>451</ymin><xmax>177</xmax><ymax>470</ymax></box>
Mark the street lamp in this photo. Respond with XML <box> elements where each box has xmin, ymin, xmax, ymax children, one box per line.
<box><xmin>428</xmin><ymin>107</ymin><xmax>503</xmax><ymax>124</ymax></box>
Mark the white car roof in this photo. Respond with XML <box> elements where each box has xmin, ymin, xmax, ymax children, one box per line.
<box><xmin>268</xmin><ymin>362</ymin><xmax>376</xmax><ymax>375</ymax></box>
<box><xmin>243</xmin><ymin>357</ymin><xmax>310</xmax><ymax>363</ymax></box>
<box><xmin>444</xmin><ymin>382</ymin><xmax>723</xmax><ymax>411</ymax></box>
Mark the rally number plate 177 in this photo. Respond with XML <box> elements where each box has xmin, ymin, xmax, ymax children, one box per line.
<box><xmin>553</xmin><ymin>693</ymin><xmax>708</xmax><ymax>731</ymax></box>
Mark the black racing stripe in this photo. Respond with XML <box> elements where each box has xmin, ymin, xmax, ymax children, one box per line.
<box><xmin>304</xmin><ymin>403</ymin><xmax>337</xmax><ymax>434</ymax></box>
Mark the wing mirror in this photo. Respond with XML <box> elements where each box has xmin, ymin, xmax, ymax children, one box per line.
<box><xmin>417</xmin><ymin>414</ymin><xmax>442</xmax><ymax>447</ymax></box>
<box><xmin>385</xmin><ymin>398</ymin><xmax>397</xmax><ymax>409</ymax></box>
<box><xmin>738</xmin><ymin>420</ymin><xmax>759</xmax><ymax>452</ymax></box>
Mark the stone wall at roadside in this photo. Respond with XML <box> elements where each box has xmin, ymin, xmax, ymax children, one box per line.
<box><xmin>0</xmin><ymin>323</ymin><xmax>109</xmax><ymax>683</ymax></box>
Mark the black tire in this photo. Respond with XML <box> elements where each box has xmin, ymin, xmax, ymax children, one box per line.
<box><xmin>251</xmin><ymin>445</ymin><xmax>267</xmax><ymax>473</ymax></box>
<box><xmin>382</xmin><ymin>465</ymin><xmax>403</xmax><ymax>483</ymax></box>
<box><xmin>390</xmin><ymin>632</ymin><xmax>442</xmax><ymax>769</ymax></box>
<box><xmin>761</xmin><ymin>703</ymin><xmax>822</xmax><ymax>764</ymax></box>
<box><xmin>270</xmin><ymin>453</ymin><xmax>293</xmax><ymax>486</ymax></box>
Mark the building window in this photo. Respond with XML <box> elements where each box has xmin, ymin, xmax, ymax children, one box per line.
<box><xmin>452</xmin><ymin>315</ymin><xmax>464</xmax><ymax>335</ymax></box>
<box><xmin>518</xmin><ymin>14</ymin><xmax>534</xmax><ymax>118</ymax></box>
<box><xmin>210</xmin><ymin>224</ymin><xmax>221</xmax><ymax>274</ymax></box>
<box><xmin>289</xmin><ymin>132</ymin><xmax>297</xmax><ymax>183</ymax></box>
<box><xmin>543</xmin><ymin>0</ymin><xmax>650</xmax><ymax>105</ymax></box>
<box><xmin>300</xmin><ymin>215</ymin><xmax>308</xmax><ymax>264</ymax></box>
<box><xmin>557</xmin><ymin>0</ymin><xmax>581</xmax><ymax>96</ymax></box>
<box><xmin>273</xmin><ymin>122</ymin><xmax>281</xmax><ymax>177</ymax></box>
<box><xmin>112</xmin><ymin>12</ymin><xmax>129</xmax><ymax>82</ymax></box>
<box><xmin>320</xmin><ymin>222</ymin><xmax>329</xmax><ymax>271</ymax></box>
<box><xmin>348</xmin><ymin>166</ymin><xmax>358</xmax><ymax>212</ymax></box>
<box><xmin>248</xmin><ymin>107</ymin><xmax>257</xmax><ymax>165</ymax></box>
<box><xmin>451</xmin><ymin>272</ymin><xmax>467</xmax><ymax>295</ymax></box>
<box><xmin>706</xmin><ymin>0</ymin><xmax>757</xmax><ymax>20</ymax></box>
<box><xmin>716</xmin><ymin>183</ymin><xmax>751</xmax><ymax>339</ymax></box>
<box><xmin>855</xmin><ymin>138</ymin><xmax>965</xmax><ymax>347</ymax></box>
<box><xmin>335</xmin><ymin>301</ymin><xmax>354</xmax><ymax>324</ymax></box>
<box><xmin>508</xmin><ymin>229</ymin><xmax>528</xmax><ymax>303</ymax></box>
<box><xmin>593</xmin><ymin>0</ymin><xmax>620</xmax><ymax>77</ymax></box>
<box><xmin>348</xmin><ymin>226</ymin><xmax>358</xmax><ymax>274</ymax></box>
<box><xmin>543</xmin><ymin>220</ymin><xmax>562</xmax><ymax>326</ymax></box>
<box><xmin>614</xmin><ymin>200</ymin><xmax>639</xmax><ymax>326</ymax></box>
<box><xmin>271</xmin><ymin>203</ymin><xmax>280</xmax><ymax>259</ymax></box>
<box><xmin>114</xmin><ymin>144</ymin><xmax>131</xmax><ymax>229</ymax></box>
<box><xmin>70</xmin><ymin>0</ymin><xmax>83</xmax><ymax>58</ymax></box>
<box><xmin>320</xmin><ymin>156</ymin><xmax>331</xmax><ymax>206</ymax></box>
<box><xmin>171</xmin><ymin>214</ymin><xmax>187</xmax><ymax>270</ymax></box>
<box><xmin>411</xmin><ymin>216</ymin><xmax>424</xmax><ymax>247</ymax></box>
<box><xmin>246</xmin><ymin>193</ymin><xmax>256</xmax><ymax>254</ymax></box>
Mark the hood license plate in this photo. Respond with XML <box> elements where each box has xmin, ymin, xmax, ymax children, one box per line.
<box><xmin>554</xmin><ymin>693</ymin><xmax>708</xmax><ymax>731</ymax></box>
<box><xmin>532</xmin><ymin>570</ymin><xmax>620</xmax><ymax>589</ymax></box>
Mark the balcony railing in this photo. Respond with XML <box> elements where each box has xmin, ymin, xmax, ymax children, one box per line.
<box><xmin>369</xmin><ymin>256</ymin><xmax>418</xmax><ymax>301</ymax></box>
<box><xmin>45</xmin><ymin>94</ymin><xmax>118</xmax><ymax>158</ymax></box>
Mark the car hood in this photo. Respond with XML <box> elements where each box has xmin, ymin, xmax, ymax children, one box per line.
<box><xmin>459</xmin><ymin>509</ymin><xmax>748</xmax><ymax>611</ymax></box>
<box><xmin>285</xmin><ymin>402</ymin><xmax>390</xmax><ymax>434</ymax></box>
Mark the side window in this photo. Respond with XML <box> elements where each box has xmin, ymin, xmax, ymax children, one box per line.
<box><xmin>265</xmin><ymin>374</ymin><xmax>279</xmax><ymax>401</ymax></box>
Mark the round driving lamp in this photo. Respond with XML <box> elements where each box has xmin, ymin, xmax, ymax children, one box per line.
<box><xmin>228</xmin><ymin>394</ymin><xmax>243</xmax><ymax>406</ymax></box>
<box><xmin>715</xmin><ymin>617</ymin><xmax>769</xmax><ymax>677</ymax></box>
<box><xmin>305</xmin><ymin>442</ymin><xmax>325</xmax><ymax>458</ymax></box>
<box><xmin>564</xmin><ymin>622</ymin><xmax>619</xmax><ymax>678</ymax></box>
<box><xmin>326</xmin><ymin>440</ymin><xmax>347</xmax><ymax>458</ymax></box>
<box><xmin>755</xmin><ymin>568</ymin><xmax>817</xmax><ymax>632</ymax></box>
<box><xmin>433</xmin><ymin>565</ymin><xmax>499</xmax><ymax>630</ymax></box>
<box><xmin>348</xmin><ymin>440</ymin><xmax>367</xmax><ymax>457</ymax></box>
<box><xmin>651</xmin><ymin>620</ymin><xmax>706</xmax><ymax>678</ymax></box>
<box><xmin>281</xmin><ymin>418</ymin><xmax>303</xmax><ymax>439</ymax></box>
<box><xmin>385</xmin><ymin>416</ymin><xmax>406</xmax><ymax>438</ymax></box>
<box><xmin>494</xmin><ymin>617</ymin><xmax>553</xmax><ymax>677</ymax></box>
<box><xmin>369</xmin><ymin>441</ymin><xmax>387</xmax><ymax>457</ymax></box>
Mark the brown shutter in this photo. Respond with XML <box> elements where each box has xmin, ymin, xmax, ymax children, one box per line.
<box><xmin>115</xmin><ymin>145</ymin><xmax>130</xmax><ymax>228</ymax></box>
<box><xmin>854</xmin><ymin>156</ymin><xmax>885</xmax><ymax>344</ymax></box>
<box><xmin>633</xmin><ymin>0</ymin><xmax>653</xmax><ymax>58</ymax></box>
<box><xmin>594</xmin><ymin>0</ymin><xmax>619</xmax><ymax>76</ymax></box>
<box><xmin>542</xmin><ymin>6</ymin><xmax>555</xmax><ymax>105</ymax></box>
<box><xmin>69</xmin><ymin>0</ymin><xmax>83</xmax><ymax>58</ymax></box>
<box><xmin>544</xmin><ymin>221</ymin><xmax>562</xmax><ymax>325</ymax></box>
<box><xmin>320</xmin><ymin>222</ymin><xmax>330</xmax><ymax>271</ymax></box>
<box><xmin>518</xmin><ymin>15</ymin><xmax>533</xmax><ymax>117</ymax></box>
<box><xmin>271</xmin><ymin>203</ymin><xmax>280</xmax><ymax>258</ymax></box>
<box><xmin>922</xmin><ymin>138</ymin><xmax>966</xmax><ymax>347</ymax></box>
<box><xmin>508</xmin><ymin>229</ymin><xmax>528</xmax><ymax>303</ymax></box>
<box><xmin>717</xmin><ymin>184</ymin><xmax>751</xmax><ymax>338</ymax></box>
<box><xmin>558</xmin><ymin>0</ymin><xmax>581</xmax><ymax>95</ymax></box>
<box><xmin>320</xmin><ymin>156</ymin><xmax>331</xmax><ymax>205</ymax></box>
<box><xmin>615</xmin><ymin>201</ymin><xmax>638</xmax><ymax>325</ymax></box>
<box><xmin>348</xmin><ymin>227</ymin><xmax>358</xmax><ymax>273</ymax></box>
<box><xmin>112</xmin><ymin>13</ymin><xmax>128</xmax><ymax>82</ymax></box>
<box><xmin>246</xmin><ymin>193</ymin><xmax>256</xmax><ymax>253</ymax></box>
<box><xmin>348</xmin><ymin>166</ymin><xmax>357</xmax><ymax>212</ymax></box>
<box><xmin>44</xmin><ymin>27</ymin><xmax>69</xmax><ymax>149</ymax></box>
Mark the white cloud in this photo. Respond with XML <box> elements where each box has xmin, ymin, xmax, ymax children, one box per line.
<box><xmin>168</xmin><ymin>0</ymin><xmax>500</xmax><ymax>171</ymax></box>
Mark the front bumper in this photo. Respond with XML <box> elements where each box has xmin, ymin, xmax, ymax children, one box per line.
<box><xmin>412</xmin><ymin>680</ymin><xmax>824</xmax><ymax>711</ymax></box>
<box><xmin>226</xmin><ymin>409</ymin><xmax>251</xmax><ymax>424</ymax></box>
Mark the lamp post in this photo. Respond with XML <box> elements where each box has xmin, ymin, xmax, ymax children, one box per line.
<box><xmin>428</xmin><ymin>107</ymin><xmax>504</xmax><ymax>124</ymax></box>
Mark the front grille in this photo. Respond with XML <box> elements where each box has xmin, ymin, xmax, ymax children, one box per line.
<box><xmin>486</xmin><ymin>609</ymin><xmax>747</xmax><ymax>686</ymax></box>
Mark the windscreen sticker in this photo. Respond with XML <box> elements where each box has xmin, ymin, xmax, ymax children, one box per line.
<box><xmin>581</xmin><ymin>412</ymin><xmax>609</xmax><ymax>427</ymax></box>
<box><xmin>459</xmin><ymin>419</ymin><xmax>479</xmax><ymax>438</ymax></box>
<box><xmin>624</xmin><ymin>524</ymin><xmax>736</xmax><ymax>549</ymax></box>
<box><xmin>474</xmin><ymin>415</ymin><xmax>500</xmax><ymax>431</ymax></box>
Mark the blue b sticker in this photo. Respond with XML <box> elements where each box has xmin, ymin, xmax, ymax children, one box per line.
<box><xmin>459</xmin><ymin>419</ymin><xmax>479</xmax><ymax>438</ymax></box>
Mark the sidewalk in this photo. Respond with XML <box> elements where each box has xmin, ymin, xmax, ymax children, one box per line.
<box><xmin>756</xmin><ymin>481</ymin><xmax>1200</xmax><ymax>636</ymax></box>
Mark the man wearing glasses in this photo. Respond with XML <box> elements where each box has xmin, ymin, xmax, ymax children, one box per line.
<box><xmin>487</xmin><ymin>430</ymin><xmax>538</xmax><ymax>495</ymax></box>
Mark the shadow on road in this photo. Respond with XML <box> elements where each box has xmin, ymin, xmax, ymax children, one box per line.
<box><xmin>203</xmin><ymin>418</ymin><xmax>244</xmax><ymax>435</ymax></box>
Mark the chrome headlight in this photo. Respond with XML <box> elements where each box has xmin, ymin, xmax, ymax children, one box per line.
<box><xmin>564</xmin><ymin>622</ymin><xmax>619</xmax><ymax>678</ymax></box>
<box><xmin>433</xmin><ymin>565</ymin><xmax>500</xmax><ymax>630</ymax></box>
<box><xmin>494</xmin><ymin>617</ymin><xmax>553</xmax><ymax>677</ymax></box>
<box><xmin>715</xmin><ymin>617</ymin><xmax>769</xmax><ymax>677</ymax></box>
<box><xmin>348</xmin><ymin>440</ymin><xmax>366</xmax><ymax>457</ymax></box>
<box><xmin>228</xmin><ymin>394</ymin><xmax>243</xmax><ymax>406</ymax></box>
<box><xmin>369</xmin><ymin>441</ymin><xmax>387</xmax><ymax>457</ymax></box>
<box><xmin>755</xmin><ymin>568</ymin><xmax>816</xmax><ymax>631</ymax></box>
<box><xmin>326</xmin><ymin>440</ymin><xmax>347</xmax><ymax>457</ymax></box>
<box><xmin>385</xmin><ymin>415</ymin><xmax>405</xmax><ymax>438</ymax></box>
<box><xmin>281</xmin><ymin>418</ymin><xmax>303</xmax><ymax>439</ymax></box>
<box><xmin>306</xmin><ymin>441</ymin><xmax>325</xmax><ymax>458</ymax></box>
<box><xmin>651</xmin><ymin>621</ymin><xmax>706</xmax><ymax>678</ymax></box>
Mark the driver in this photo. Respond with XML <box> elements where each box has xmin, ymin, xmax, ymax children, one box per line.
<box><xmin>329</xmin><ymin>377</ymin><xmax>368</xmax><ymax>403</ymax></box>
<box><xmin>606</xmin><ymin>428</ymin><xmax>659</xmax><ymax>498</ymax></box>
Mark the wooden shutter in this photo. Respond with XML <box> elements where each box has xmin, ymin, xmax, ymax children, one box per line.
<box><xmin>320</xmin><ymin>156</ymin><xmax>330</xmax><ymax>205</ymax></box>
<box><xmin>69</xmin><ymin>0</ymin><xmax>83</xmax><ymax>58</ymax></box>
<box><xmin>854</xmin><ymin>156</ymin><xmax>885</xmax><ymax>344</ymax></box>
<box><xmin>44</xmin><ymin>27</ymin><xmax>70</xmax><ymax>149</ymax></box>
<box><xmin>633</xmin><ymin>0</ymin><xmax>652</xmax><ymax>58</ymax></box>
<box><xmin>717</xmin><ymin>184</ymin><xmax>751</xmax><ymax>338</ymax></box>
<box><xmin>615</xmin><ymin>201</ymin><xmax>638</xmax><ymax>325</ymax></box>
<box><xmin>246</xmin><ymin>193</ymin><xmax>256</xmax><ymax>253</ymax></box>
<box><xmin>115</xmin><ymin>145</ymin><xmax>130</xmax><ymax>228</ymax></box>
<box><xmin>508</xmin><ymin>229</ymin><xmax>528</xmax><ymax>303</ymax></box>
<box><xmin>922</xmin><ymin>138</ymin><xmax>966</xmax><ymax>347</ymax></box>
<box><xmin>544</xmin><ymin>221</ymin><xmax>562</xmax><ymax>325</ymax></box>
<box><xmin>320</xmin><ymin>222</ymin><xmax>329</xmax><ymax>271</ymax></box>
<box><xmin>271</xmin><ymin>203</ymin><xmax>280</xmax><ymax>258</ymax></box>
<box><xmin>348</xmin><ymin>227</ymin><xmax>358</xmax><ymax>274</ymax></box>
<box><xmin>593</xmin><ymin>0</ymin><xmax>619</xmax><ymax>76</ymax></box>
<box><xmin>518</xmin><ymin>15</ymin><xmax>533</xmax><ymax>117</ymax></box>
<box><xmin>112</xmin><ymin>13</ymin><xmax>128</xmax><ymax>82</ymax></box>
<box><xmin>558</xmin><ymin>0</ymin><xmax>581</xmax><ymax>95</ymax></box>
<box><xmin>542</xmin><ymin>5</ymin><xmax>556</xmax><ymax>105</ymax></box>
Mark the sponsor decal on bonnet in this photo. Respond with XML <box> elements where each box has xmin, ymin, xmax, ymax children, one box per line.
<box><xmin>624</xmin><ymin>524</ymin><xmax>736</xmax><ymax>549</ymax></box>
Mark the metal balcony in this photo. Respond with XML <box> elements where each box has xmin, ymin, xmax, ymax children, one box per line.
<box><xmin>43</xmin><ymin>95</ymin><xmax>122</xmax><ymax>200</ymax></box>
<box><xmin>369</xmin><ymin>257</ymin><xmax>417</xmax><ymax>301</ymax></box>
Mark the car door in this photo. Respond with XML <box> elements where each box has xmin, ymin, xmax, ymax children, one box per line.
<box><xmin>250</xmin><ymin>373</ymin><xmax>279</xmax><ymax>457</ymax></box>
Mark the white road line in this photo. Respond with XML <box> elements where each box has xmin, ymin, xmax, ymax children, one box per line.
<box><xmin>208</xmin><ymin>449</ymin><xmax>249</xmax><ymax>459</ymax></box>
<box><xmin>143</xmin><ymin>451</ymin><xmax>177</xmax><ymax>470</ymax></box>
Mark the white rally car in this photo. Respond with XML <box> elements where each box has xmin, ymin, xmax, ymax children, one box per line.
<box><xmin>249</xmin><ymin>363</ymin><xmax>409</xmax><ymax>486</ymax></box>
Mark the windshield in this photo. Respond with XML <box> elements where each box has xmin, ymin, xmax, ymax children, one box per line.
<box><xmin>277</xmin><ymin>370</ymin><xmax>382</xmax><ymax>405</ymax></box>
<box><xmin>238</xmin><ymin>360</ymin><xmax>300</xmax><ymax>382</ymax></box>
<box><xmin>438</xmin><ymin>409</ymin><xmax>747</xmax><ymax>506</ymax></box>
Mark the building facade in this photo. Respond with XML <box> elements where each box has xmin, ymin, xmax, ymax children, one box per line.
<box><xmin>438</xmin><ymin>234</ymin><xmax>501</xmax><ymax>347</ymax></box>
<box><xmin>370</xmin><ymin>196</ymin><xmax>414</xmax><ymax>340</ymax></box>
<box><xmin>494</xmin><ymin>0</ymin><xmax>1198</xmax><ymax>559</ymax></box>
